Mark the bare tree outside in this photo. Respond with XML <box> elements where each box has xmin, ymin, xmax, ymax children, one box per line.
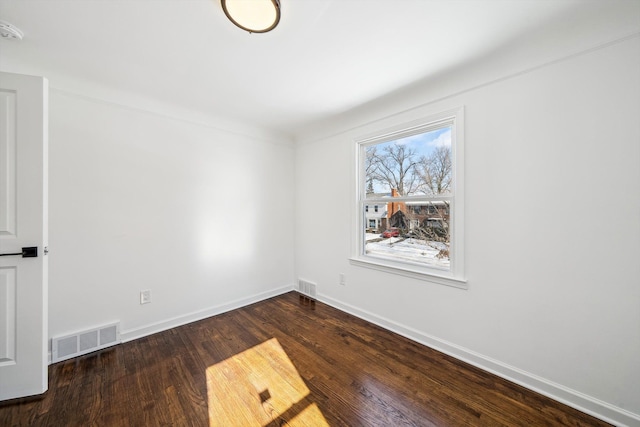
<box><xmin>366</xmin><ymin>144</ymin><xmax>422</xmax><ymax>196</ymax></box>
<box><xmin>405</xmin><ymin>201</ymin><xmax>450</xmax><ymax>260</ymax></box>
<box><xmin>411</xmin><ymin>145</ymin><xmax>452</xmax><ymax>258</ymax></box>
<box><xmin>365</xmin><ymin>146</ymin><xmax>378</xmax><ymax>195</ymax></box>
<box><xmin>420</xmin><ymin>146</ymin><xmax>452</xmax><ymax>195</ymax></box>
<box><xmin>363</xmin><ymin>127</ymin><xmax>454</xmax><ymax>265</ymax></box>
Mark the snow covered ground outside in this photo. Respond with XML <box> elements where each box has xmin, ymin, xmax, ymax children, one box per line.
<box><xmin>364</xmin><ymin>233</ymin><xmax>450</xmax><ymax>269</ymax></box>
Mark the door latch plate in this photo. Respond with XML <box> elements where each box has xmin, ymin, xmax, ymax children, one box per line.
<box><xmin>21</xmin><ymin>247</ymin><xmax>38</xmax><ymax>257</ymax></box>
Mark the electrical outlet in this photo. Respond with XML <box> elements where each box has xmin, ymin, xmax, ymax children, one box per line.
<box><xmin>140</xmin><ymin>290</ymin><xmax>151</xmax><ymax>305</ymax></box>
<box><xmin>339</xmin><ymin>273</ymin><xmax>346</xmax><ymax>286</ymax></box>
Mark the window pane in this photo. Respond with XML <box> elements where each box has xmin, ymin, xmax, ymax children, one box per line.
<box><xmin>364</xmin><ymin>126</ymin><xmax>452</xmax><ymax>198</ymax></box>
<box><xmin>363</xmin><ymin>201</ymin><xmax>451</xmax><ymax>270</ymax></box>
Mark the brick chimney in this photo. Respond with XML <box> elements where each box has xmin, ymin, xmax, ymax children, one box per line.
<box><xmin>387</xmin><ymin>188</ymin><xmax>406</xmax><ymax>218</ymax></box>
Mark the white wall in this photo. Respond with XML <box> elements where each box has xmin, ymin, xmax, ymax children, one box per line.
<box><xmin>294</xmin><ymin>35</ymin><xmax>640</xmax><ymax>425</ymax></box>
<box><xmin>48</xmin><ymin>91</ymin><xmax>295</xmax><ymax>342</ymax></box>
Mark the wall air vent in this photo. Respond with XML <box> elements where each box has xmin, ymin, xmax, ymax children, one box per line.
<box><xmin>297</xmin><ymin>279</ymin><xmax>317</xmax><ymax>299</ymax></box>
<box><xmin>51</xmin><ymin>322</ymin><xmax>121</xmax><ymax>363</ymax></box>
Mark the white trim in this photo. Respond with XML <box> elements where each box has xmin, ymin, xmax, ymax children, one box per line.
<box><xmin>48</xmin><ymin>284</ymin><xmax>294</xmax><ymax>365</ymax></box>
<box><xmin>357</xmin><ymin>117</ymin><xmax>454</xmax><ymax>146</ymax></box>
<box><xmin>44</xmin><ymin>286</ymin><xmax>639</xmax><ymax>425</ymax></box>
<box><xmin>46</xmin><ymin>285</ymin><xmax>292</xmax><ymax>363</ymax></box>
<box><xmin>317</xmin><ymin>293</ymin><xmax>640</xmax><ymax>427</ymax></box>
<box><xmin>349</xmin><ymin>257</ymin><xmax>467</xmax><ymax>289</ymax></box>
<box><xmin>120</xmin><ymin>285</ymin><xmax>293</xmax><ymax>343</ymax></box>
<box><xmin>353</xmin><ymin>106</ymin><xmax>465</xmax><ymax>284</ymax></box>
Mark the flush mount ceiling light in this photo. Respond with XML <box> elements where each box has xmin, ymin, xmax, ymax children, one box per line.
<box><xmin>0</xmin><ymin>20</ymin><xmax>24</xmax><ymax>40</ymax></box>
<box><xmin>221</xmin><ymin>0</ymin><xmax>281</xmax><ymax>33</ymax></box>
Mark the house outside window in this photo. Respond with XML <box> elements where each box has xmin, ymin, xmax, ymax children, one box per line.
<box><xmin>364</xmin><ymin>202</ymin><xmax>387</xmax><ymax>233</ymax></box>
<box><xmin>352</xmin><ymin>107</ymin><xmax>465</xmax><ymax>287</ymax></box>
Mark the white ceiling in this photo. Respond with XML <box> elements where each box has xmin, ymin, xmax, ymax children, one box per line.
<box><xmin>0</xmin><ymin>0</ymin><xmax>638</xmax><ymax>137</ymax></box>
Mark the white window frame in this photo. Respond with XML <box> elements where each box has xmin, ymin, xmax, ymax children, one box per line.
<box><xmin>350</xmin><ymin>106</ymin><xmax>466</xmax><ymax>289</ymax></box>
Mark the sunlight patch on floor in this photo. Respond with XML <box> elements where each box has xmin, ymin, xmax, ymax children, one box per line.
<box><xmin>206</xmin><ymin>338</ymin><xmax>329</xmax><ymax>426</ymax></box>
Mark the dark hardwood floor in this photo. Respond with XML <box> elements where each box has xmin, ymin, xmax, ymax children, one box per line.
<box><xmin>1</xmin><ymin>292</ymin><xmax>610</xmax><ymax>426</ymax></box>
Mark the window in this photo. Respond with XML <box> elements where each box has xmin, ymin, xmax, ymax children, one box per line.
<box><xmin>352</xmin><ymin>107</ymin><xmax>465</xmax><ymax>287</ymax></box>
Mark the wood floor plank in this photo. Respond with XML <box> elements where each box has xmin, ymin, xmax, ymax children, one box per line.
<box><xmin>0</xmin><ymin>292</ymin><xmax>612</xmax><ymax>426</ymax></box>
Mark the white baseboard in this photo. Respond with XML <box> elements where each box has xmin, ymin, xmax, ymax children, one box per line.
<box><xmin>48</xmin><ymin>285</ymin><xmax>293</xmax><ymax>365</ymax></box>
<box><xmin>48</xmin><ymin>285</ymin><xmax>294</xmax><ymax>365</ymax></box>
<box><xmin>46</xmin><ymin>287</ymin><xmax>638</xmax><ymax>426</ymax></box>
<box><xmin>317</xmin><ymin>293</ymin><xmax>640</xmax><ymax>427</ymax></box>
<box><xmin>120</xmin><ymin>285</ymin><xmax>294</xmax><ymax>343</ymax></box>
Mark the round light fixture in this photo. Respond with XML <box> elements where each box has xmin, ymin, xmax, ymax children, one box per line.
<box><xmin>0</xmin><ymin>20</ymin><xmax>24</xmax><ymax>40</ymax></box>
<box><xmin>221</xmin><ymin>0</ymin><xmax>281</xmax><ymax>33</ymax></box>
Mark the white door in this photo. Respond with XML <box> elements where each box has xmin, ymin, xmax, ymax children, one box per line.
<box><xmin>0</xmin><ymin>71</ymin><xmax>48</xmax><ymax>401</ymax></box>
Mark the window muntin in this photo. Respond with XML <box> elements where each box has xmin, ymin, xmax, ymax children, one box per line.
<box><xmin>356</xmin><ymin>111</ymin><xmax>463</xmax><ymax>281</ymax></box>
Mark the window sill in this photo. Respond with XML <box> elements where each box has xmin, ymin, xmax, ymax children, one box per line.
<box><xmin>349</xmin><ymin>257</ymin><xmax>468</xmax><ymax>290</ymax></box>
